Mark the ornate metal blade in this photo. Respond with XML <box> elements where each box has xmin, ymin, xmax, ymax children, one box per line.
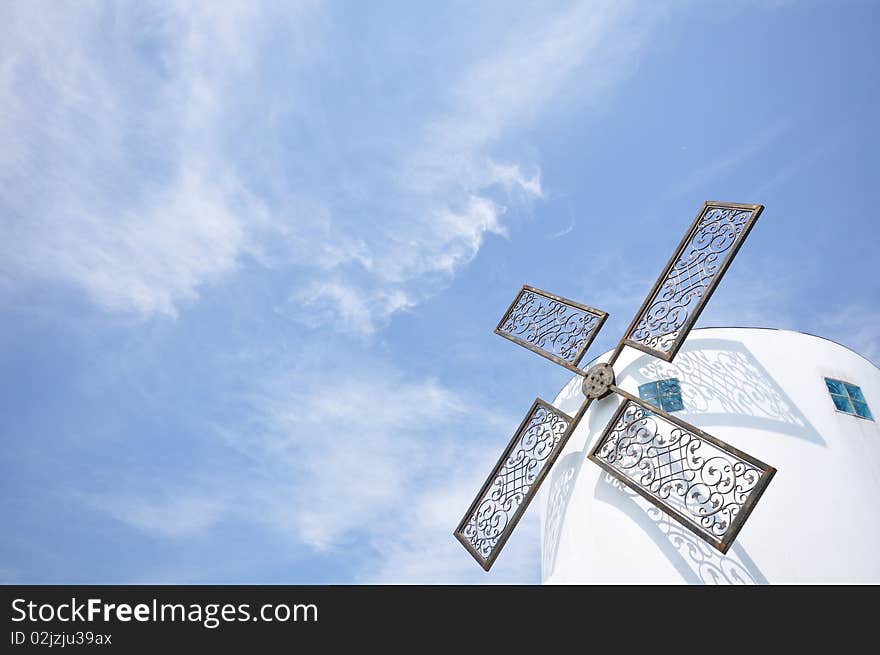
<box><xmin>623</xmin><ymin>202</ymin><xmax>763</xmax><ymax>362</ymax></box>
<box><xmin>588</xmin><ymin>387</ymin><xmax>775</xmax><ymax>554</ymax></box>
<box><xmin>495</xmin><ymin>285</ymin><xmax>608</xmax><ymax>373</ymax></box>
<box><xmin>455</xmin><ymin>398</ymin><xmax>577</xmax><ymax>570</ymax></box>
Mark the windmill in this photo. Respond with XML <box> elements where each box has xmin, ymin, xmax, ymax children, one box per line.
<box><xmin>454</xmin><ymin>201</ymin><xmax>777</xmax><ymax>571</ymax></box>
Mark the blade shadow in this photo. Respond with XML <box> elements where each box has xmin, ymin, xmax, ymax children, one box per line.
<box><xmin>542</xmin><ymin>452</ymin><xmax>583</xmax><ymax>578</ymax></box>
<box><xmin>593</xmin><ymin>473</ymin><xmax>769</xmax><ymax>584</ymax></box>
<box><xmin>616</xmin><ymin>336</ymin><xmax>825</xmax><ymax>446</ymax></box>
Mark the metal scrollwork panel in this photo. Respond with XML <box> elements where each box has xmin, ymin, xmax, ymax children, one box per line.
<box><xmin>455</xmin><ymin>399</ymin><xmax>573</xmax><ymax>570</ymax></box>
<box><xmin>625</xmin><ymin>202</ymin><xmax>763</xmax><ymax>362</ymax></box>
<box><xmin>495</xmin><ymin>285</ymin><xmax>608</xmax><ymax>372</ymax></box>
<box><xmin>588</xmin><ymin>389</ymin><xmax>775</xmax><ymax>553</ymax></box>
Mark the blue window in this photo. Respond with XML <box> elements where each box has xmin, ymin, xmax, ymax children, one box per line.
<box><xmin>825</xmin><ymin>378</ymin><xmax>873</xmax><ymax>421</ymax></box>
<box><xmin>638</xmin><ymin>378</ymin><xmax>684</xmax><ymax>413</ymax></box>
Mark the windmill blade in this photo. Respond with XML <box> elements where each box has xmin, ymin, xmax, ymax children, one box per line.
<box><xmin>622</xmin><ymin>202</ymin><xmax>763</xmax><ymax>362</ymax></box>
<box><xmin>587</xmin><ymin>386</ymin><xmax>776</xmax><ymax>554</ymax></box>
<box><xmin>455</xmin><ymin>398</ymin><xmax>583</xmax><ymax>570</ymax></box>
<box><xmin>495</xmin><ymin>285</ymin><xmax>608</xmax><ymax>373</ymax></box>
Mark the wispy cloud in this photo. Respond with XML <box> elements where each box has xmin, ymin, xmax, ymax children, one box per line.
<box><xmin>289</xmin><ymin>0</ymin><xmax>668</xmax><ymax>334</ymax></box>
<box><xmin>79</xmin><ymin>490</ymin><xmax>227</xmax><ymax>540</ymax></box>
<box><xmin>751</xmin><ymin>136</ymin><xmax>843</xmax><ymax>197</ymax></box>
<box><xmin>671</xmin><ymin>118</ymin><xmax>791</xmax><ymax>199</ymax></box>
<box><xmin>282</xmin><ymin>0</ymin><xmax>624</xmax><ymax>334</ymax></box>
<box><xmin>1</xmin><ymin>1</ymin><xmax>667</xmax><ymax>335</ymax></box>
<box><xmin>548</xmin><ymin>219</ymin><xmax>576</xmax><ymax>240</ymax></box>
<box><xmin>78</xmin><ymin>355</ymin><xmax>531</xmax><ymax>582</ymax></box>
<box><xmin>816</xmin><ymin>303</ymin><xmax>880</xmax><ymax>367</ymax></box>
<box><xmin>0</xmin><ymin>2</ymin><xmax>283</xmax><ymax>316</ymax></box>
<box><xmin>3</xmin><ymin>1</ymin><xmax>677</xmax><ymax>583</ymax></box>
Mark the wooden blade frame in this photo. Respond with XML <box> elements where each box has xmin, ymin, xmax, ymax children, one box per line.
<box><xmin>622</xmin><ymin>202</ymin><xmax>764</xmax><ymax>362</ymax></box>
<box><xmin>588</xmin><ymin>387</ymin><xmax>776</xmax><ymax>554</ymax></box>
<box><xmin>454</xmin><ymin>398</ymin><xmax>579</xmax><ymax>570</ymax></box>
<box><xmin>495</xmin><ymin>285</ymin><xmax>608</xmax><ymax>373</ymax></box>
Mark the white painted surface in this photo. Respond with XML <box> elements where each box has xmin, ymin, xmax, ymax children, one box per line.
<box><xmin>538</xmin><ymin>328</ymin><xmax>880</xmax><ymax>584</ymax></box>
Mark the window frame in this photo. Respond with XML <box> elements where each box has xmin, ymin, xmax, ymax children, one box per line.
<box><xmin>824</xmin><ymin>377</ymin><xmax>874</xmax><ymax>421</ymax></box>
<box><xmin>638</xmin><ymin>377</ymin><xmax>684</xmax><ymax>413</ymax></box>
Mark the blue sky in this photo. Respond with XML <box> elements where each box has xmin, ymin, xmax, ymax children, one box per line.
<box><xmin>1</xmin><ymin>1</ymin><xmax>878</xmax><ymax>584</ymax></box>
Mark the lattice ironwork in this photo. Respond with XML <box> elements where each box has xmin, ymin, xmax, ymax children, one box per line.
<box><xmin>588</xmin><ymin>389</ymin><xmax>775</xmax><ymax>553</ymax></box>
<box><xmin>455</xmin><ymin>399</ymin><xmax>572</xmax><ymax>570</ymax></box>
<box><xmin>625</xmin><ymin>202</ymin><xmax>763</xmax><ymax>362</ymax></box>
<box><xmin>455</xmin><ymin>200</ymin><xmax>776</xmax><ymax>572</ymax></box>
<box><xmin>495</xmin><ymin>285</ymin><xmax>607</xmax><ymax>372</ymax></box>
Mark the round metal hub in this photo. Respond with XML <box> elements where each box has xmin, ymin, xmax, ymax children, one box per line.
<box><xmin>582</xmin><ymin>362</ymin><xmax>615</xmax><ymax>400</ymax></box>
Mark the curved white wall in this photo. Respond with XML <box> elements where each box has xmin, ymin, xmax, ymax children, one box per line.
<box><xmin>538</xmin><ymin>328</ymin><xmax>880</xmax><ymax>584</ymax></box>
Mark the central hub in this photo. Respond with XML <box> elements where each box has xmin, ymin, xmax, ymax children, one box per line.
<box><xmin>582</xmin><ymin>362</ymin><xmax>615</xmax><ymax>400</ymax></box>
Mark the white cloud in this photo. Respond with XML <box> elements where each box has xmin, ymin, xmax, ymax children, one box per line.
<box><xmin>816</xmin><ymin>303</ymin><xmax>880</xmax><ymax>367</ymax></box>
<box><xmin>6</xmin><ymin>1</ymin><xmax>677</xmax><ymax>583</ymax></box>
<box><xmin>548</xmin><ymin>218</ymin><xmax>576</xmax><ymax>240</ymax></box>
<box><xmin>80</xmin><ymin>490</ymin><xmax>226</xmax><ymax>539</ymax></box>
<box><xmin>13</xmin><ymin>168</ymin><xmax>261</xmax><ymax>316</ymax></box>
<box><xmin>671</xmin><ymin>118</ymin><xmax>791</xmax><ymax>199</ymax></box>
<box><xmin>1</xmin><ymin>1</ymin><xmax>666</xmax><ymax>334</ymax></box>
<box><xmin>361</xmin><ymin>487</ymin><xmax>541</xmax><ymax>584</ymax></box>
<box><xmin>293</xmin><ymin>280</ymin><xmax>381</xmax><ymax>335</ymax></box>
<box><xmin>240</xmin><ymin>369</ymin><xmax>510</xmax><ymax>553</ymax></box>
<box><xmin>437</xmin><ymin>1</ymin><xmax>644</xmax><ymax>147</ymax></box>
<box><xmin>79</xmin><ymin>358</ymin><xmax>532</xmax><ymax>582</ymax></box>
<box><xmin>0</xmin><ymin>2</ymin><xmax>278</xmax><ymax>316</ymax></box>
<box><xmin>587</xmin><ymin>247</ymin><xmax>880</xmax><ymax>369</ymax></box>
<box><xmin>292</xmin><ymin>0</ymin><xmax>667</xmax><ymax>334</ymax></box>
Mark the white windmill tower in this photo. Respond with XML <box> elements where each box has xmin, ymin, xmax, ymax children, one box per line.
<box><xmin>454</xmin><ymin>201</ymin><xmax>880</xmax><ymax>583</ymax></box>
